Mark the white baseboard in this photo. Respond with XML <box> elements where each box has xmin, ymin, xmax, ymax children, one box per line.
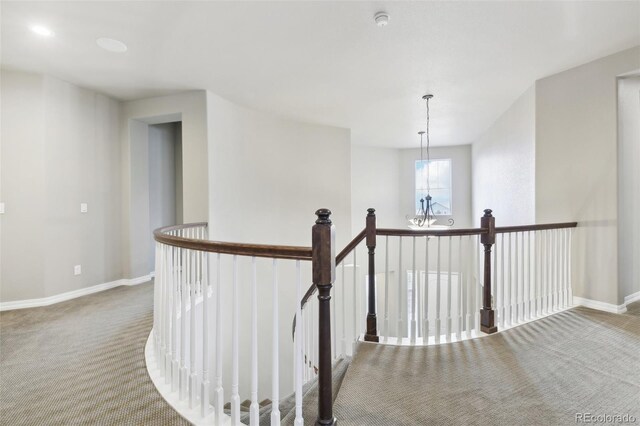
<box><xmin>624</xmin><ymin>290</ymin><xmax>640</xmax><ymax>306</ymax></box>
<box><xmin>573</xmin><ymin>296</ymin><xmax>627</xmax><ymax>314</ymax></box>
<box><xmin>0</xmin><ymin>273</ymin><xmax>154</xmax><ymax>312</ymax></box>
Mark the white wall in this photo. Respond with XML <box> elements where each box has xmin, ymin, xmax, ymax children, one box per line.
<box><xmin>471</xmin><ymin>85</ymin><xmax>536</xmax><ymax>227</ymax></box>
<box><xmin>1</xmin><ymin>70</ymin><xmax>122</xmax><ymax>302</ymax></box>
<box><xmin>399</xmin><ymin>145</ymin><xmax>473</xmax><ymax>228</ymax></box>
<box><xmin>121</xmin><ymin>91</ymin><xmax>208</xmax><ymax>278</ymax></box>
<box><xmin>1</xmin><ymin>71</ymin><xmax>46</xmax><ymax>301</ymax></box>
<box><xmin>206</xmin><ymin>91</ymin><xmax>351</xmax><ymax>401</ymax></box>
<box><xmin>617</xmin><ymin>75</ymin><xmax>640</xmax><ymax>302</ymax></box>
<box><xmin>351</xmin><ymin>145</ymin><xmax>403</xmax><ymax>231</ymax></box>
<box><xmin>207</xmin><ymin>91</ymin><xmax>352</xmax><ymax>247</ymax></box>
<box><xmin>536</xmin><ymin>46</ymin><xmax>640</xmax><ymax>305</ymax></box>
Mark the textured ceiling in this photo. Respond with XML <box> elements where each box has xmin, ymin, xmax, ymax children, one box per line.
<box><xmin>2</xmin><ymin>1</ymin><xmax>639</xmax><ymax>147</ymax></box>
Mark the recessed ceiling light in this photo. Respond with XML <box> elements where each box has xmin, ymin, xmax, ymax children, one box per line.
<box><xmin>30</xmin><ymin>25</ymin><xmax>54</xmax><ymax>37</ymax></box>
<box><xmin>96</xmin><ymin>37</ymin><xmax>128</xmax><ymax>53</ymax></box>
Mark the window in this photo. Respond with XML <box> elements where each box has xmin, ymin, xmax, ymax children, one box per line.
<box><xmin>415</xmin><ymin>159</ymin><xmax>452</xmax><ymax>215</ymax></box>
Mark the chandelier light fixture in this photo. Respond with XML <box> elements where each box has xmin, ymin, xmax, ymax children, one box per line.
<box><xmin>407</xmin><ymin>94</ymin><xmax>454</xmax><ymax>230</ymax></box>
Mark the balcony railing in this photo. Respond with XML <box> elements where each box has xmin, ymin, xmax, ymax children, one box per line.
<box><xmin>147</xmin><ymin>209</ymin><xmax>577</xmax><ymax>425</ymax></box>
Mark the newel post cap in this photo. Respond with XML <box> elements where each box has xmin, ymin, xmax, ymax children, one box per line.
<box><xmin>315</xmin><ymin>208</ymin><xmax>332</xmax><ymax>225</ymax></box>
<box><xmin>367</xmin><ymin>208</ymin><xmax>376</xmax><ymax>216</ymax></box>
<box><xmin>483</xmin><ymin>209</ymin><xmax>493</xmax><ymax>217</ymax></box>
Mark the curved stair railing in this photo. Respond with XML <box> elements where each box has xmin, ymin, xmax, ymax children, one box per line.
<box><xmin>151</xmin><ymin>220</ymin><xmax>315</xmax><ymax>425</ymax></box>
<box><xmin>149</xmin><ymin>208</ymin><xmax>577</xmax><ymax>425</ymax></box>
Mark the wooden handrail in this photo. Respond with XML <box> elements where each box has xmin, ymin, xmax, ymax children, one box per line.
<box><xmin>336</xmin><ymin>229</ymin><xmax>366</xmax><ymax>264</ymax></box>
<box><xmin>300</xmin><ymin>228</ymin><xmax>366</xmax><ymax>308</ymax></box>
<box><xmin>153</xmin><ymin>224</ymin><xmax>313</xmax><ymax>261</ymax></box>
<box><xmin>377</xmin><ymin>227</ymin><xmax>487</xmax><ymax>237</ymax></box>
<box><xmin>495</xmin><ymin>222</ymin><xmax>578</xmax><ymax>233</ymax></box>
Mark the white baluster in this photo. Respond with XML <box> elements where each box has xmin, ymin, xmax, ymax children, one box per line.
<box><xmin>540</xmin><ymin>230</ymin><xmax>549</xmax><ymax>316</ymax></box>
<box><xmin>356</xmin><ymin>247</ymin><xmax>364</xmax><ymax>340</ymax></box>
<box><xmin>201</xmin><ymin>252</ymin><xmax>210</xmax><ymax>418</ymax></box>
<box><xmin>520</xmin><ymin>232</ymin><xmax>525</xmax><ymax>321</ymax></box>
<box><xmin>331</xmin><ymin>276</ymin><xmax>337</xmax><ymax>361</ymax></box>
<box><xmin>411</xmin><ymin>236</ymin><xmax>417</xmax><ymax>345</ymax></box>
<box><xmin>550</xmin><ymin>230</ymin><xmax>556</xmax><ymax>311</ymax></box>
<box><xmin>172</xmin><ymin>246</ymin><xmax>179</xmax><ymax>391</ymax></box>
<box><xmin>568</xmin><ymin>228</ymin><xmax>573</xmax><ymax>305</ymax></box>
<box><xmin>499</xmin><ymin>233</ymin><xmax>505</xmax><ymax>328</ymax></box>
<box><xmin>506</xmin><ymin>233</ymin><xmax>512</xmax><ymax>325</ymax></box>
<box><xmin>231</xmin><ymin>256</ymin><xmax>240</xmax><ymax>425</ymax></box>
<box><xmin>562</xmin><ymin>229</ymin><xmax>568</xmax><ymax>308</ymax></box>
<box><xmin>189</xmin><ymin>250</ymin><xmax>197</xmax><ymax>408</ymax></box>
<box><xmin>214</xmin><ymin>253</ymin><xmax>224</xmax><ymax>426</ymax></box>
<box><xmin>532</xmin><ymin>231</ymin><xmax>538</xmax><ymax>317</ymax></box>
<box><xmin>294</xmin><ymin>261</ymin><xmax>303</xmax><ymax>426</ymax></box>
<box><xmin>415</xmin><ymin>258</ymin><xmax>421</xmax><ymax>339</ymax></box>
<box><xmin>446</xmin><ymin>236</ymin><xmax>452</xmax><ymax>343</ymax></box>
<box><xmin>536</xmin><ymin>230</ymin><xmax>542</xmax><ymax>317</ymax></box>
<box><xmin>308</xmin><ymin>298</ymin><xmax>313</xmax><ymax>379</ymax></box>
<box><xmin>312</xmin><ymin>298</ymin><xmax>317</xmax><ymax>376</ymax></box>
<box><xmin>546</xmin><ymin>230</ymin><xmax>552</xmax><ymax>314</ymax></box>
<box><xmin>341</xmin><ymin>262</ymin><xmax>346</xmax><ymax>355</ymax></box>
<box><xmin>527</xmin><ymin>231</ymin><xmax>532</xmax><ymax>320</ymax></box>
<box><xmin>353</xmin><ymin>250</ymin><xmax>358</xmax><ymax>351</ymax></box>
<box><xmin>271</xmin><ymin>259</ymin><xmax>281</xmax><ymax>425</ymax></box>
<box><xmin>383</xmin><ymin>236</ymin><xmax>389</xmax><ymax>343</ymax></box>
<box><xmin>514</xmin><ymin>232</ymin><xmax>520</xmax><ymax>323</ymax></box>
<box><xmin>475</xmin><ymin>235</ymin><xmax>481</xmax><ymax>333</ymax></box>
<box><xmin>153</xmin><ymin>242</ymin><xmax>159</xmax><ymax>359</ymax></box>
<box><xmin>457</xmin><ymin>236</ymin><xmax>463</xmax><ymax>341</ymax></box>
<box><xmin>435</xmin><ymin>237</ymin><xmax>441</xmax><ymax>344</ymax></box>
<box><xmin>250</xmin><ymin>257</ymin><xmax>259</xmax><ymax>426</ymax></box>
<box><xmin>397</xmin><ymin>237</ymin><xmax>403</xmax><ymax>343</ymax></box>
<box><xmin>158</xmin><ymin>242</ymin><xmax>164</xmax><ymax>372</ymax></box>
<box><xmin>423</xmin><ymin>236</ymin><xmax>430</xmax><ymax>344</ymax></box>
<box><xmin>166</xmin><ymin>246</ymin><xmax>175</xmax><ymax>386</ymax></box>
<box><xmin>492</xmin><ymin>234</ymin><xmax>498</xmax><ymax>329</ymax></box>
<box><xmin>551</xmin><ymin>229</ymin><xmax>560</xmax><ymax>310</ymax></box>
<box><xmin>465</xmin><ymin>236</ymin><xmax>472</xmax><ymax>338</ymax></box>
<box><xmin>180</xmin><ymin>247</ymin><xmax>188</xmax><ymax>400</ymax></box>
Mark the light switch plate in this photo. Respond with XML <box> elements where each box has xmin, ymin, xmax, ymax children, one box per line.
<box><xmin>74</xmin><ymin>265</ymin><xmax>82</xmax><ymax>275</ymax></box>
<box><xmin>0</xmin><ymin>202</ymin><xmax>4</xmax><ymax>214</ymax></box>
<box><xmin>80</xmin><ymin>203</ymin><xmax>88</xmax><ymax>213</ymax></box>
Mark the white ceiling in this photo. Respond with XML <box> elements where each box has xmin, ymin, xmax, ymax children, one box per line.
<box><xmin>2</xmin><ymin>1</ymin><xmax>639</xmax><ymax>147</ymax></box>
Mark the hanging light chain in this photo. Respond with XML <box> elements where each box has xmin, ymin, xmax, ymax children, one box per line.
<box><xmin>425</xmin><ymin>96</ymin><xmax>431</xmax><ymax>194</ymax></box>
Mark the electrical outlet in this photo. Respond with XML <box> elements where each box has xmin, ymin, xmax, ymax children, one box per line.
<box><xmin>80</xmin><ymin>203</ymin><xmax>88</xmax><ymax>213</ymax></box>
<box><xmin>74</xmin><ymin>265</ymin><xmax>82</xmax><ymax>275</ymax></box>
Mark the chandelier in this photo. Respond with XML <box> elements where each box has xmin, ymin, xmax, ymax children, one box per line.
<box><xmin>407</xmin><ymin>94</ymin><xmax>454</xmax><ymax>230</ymax></box>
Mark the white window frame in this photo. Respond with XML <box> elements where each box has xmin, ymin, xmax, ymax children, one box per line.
<box><xmin>414</xmin><ymin>158</ymin><xmax>453</xmax><ymax>216</ymax></box>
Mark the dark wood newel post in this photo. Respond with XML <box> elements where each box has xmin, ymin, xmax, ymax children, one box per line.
<box><xmin>313</xmin><ymin>208</ymin><xmax>337</xmax><ymax>426</ymax></box>
<box><xmin>480</xmin><ymin>209</ymin><xmax>498</xmax><ymax>334</ymax></box>
<box><xmin>364</xmin><ymin>208</ymin><xmax>379</xmax><ymax>342</ymax></box>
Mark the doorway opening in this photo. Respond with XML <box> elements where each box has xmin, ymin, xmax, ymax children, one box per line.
<box><xmin>148</xmin><ymin>121</ymin><xmax>183</xmax><ymax>270</ymax></box>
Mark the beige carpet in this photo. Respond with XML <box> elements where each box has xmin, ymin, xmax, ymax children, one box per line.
<box><xmin>0</xmin><ymin>282</ymin><xmax>188</xmax><ymax>426</ymax></box>
<box><xmin>2</xmin><ymin>283</ymin><xmax>639</xmax><ymax>426</ymax></box>
<box><xmin>333</xmin><ymin>305</ymin><xmax>640</xmax><ymax>425</ymax></box>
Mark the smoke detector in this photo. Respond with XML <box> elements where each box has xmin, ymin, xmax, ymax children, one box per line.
<box><xmin>374</xmin><ymin>12</ymin><xmax>390</xmax><ymax>27</ymax></box>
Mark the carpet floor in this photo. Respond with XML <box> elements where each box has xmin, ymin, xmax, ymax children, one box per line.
<box><xmin>333</xmin><ymin>304</ymin><xmax>640</xmax><ymax>426</ymax></box>
<box><xmin>2</xmin><ymin>282</ymin><xmax>638</xmax><ymax>426</ymax></box>
<box><xmin>0</xmin><ymin>282</ymin><xmax>188</xmax><ymax>426</ymax></box>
